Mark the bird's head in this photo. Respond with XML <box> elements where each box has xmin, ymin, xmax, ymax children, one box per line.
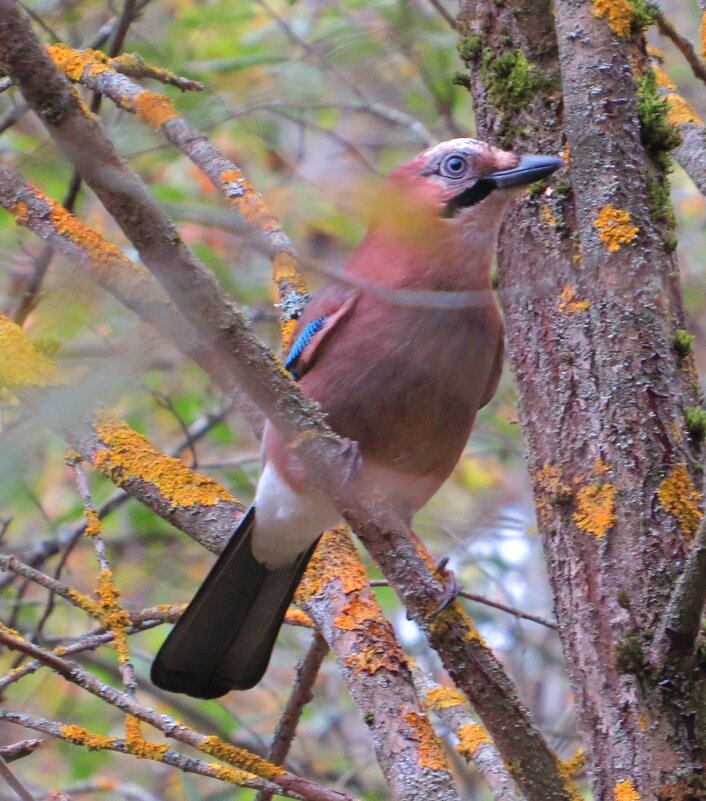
<box><xmin>371</xmin><ymin>138</ymin><xmax>563</xmax><ymax>248</ymax></box>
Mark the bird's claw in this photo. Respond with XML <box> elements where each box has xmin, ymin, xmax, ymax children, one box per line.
<box><xmin>405</xmin><ymin>557</ymin><xmax>461</xmax><ymax>621</ymax></box>
<box><xmin>337</xmin><ymin>436</ymin><xmax>363</xmax><ymax>485</ymax></box>
<box><xmin>430</xmin><ymin>557</ymin><xmax>461</xmax><ymax>617</ymax></box>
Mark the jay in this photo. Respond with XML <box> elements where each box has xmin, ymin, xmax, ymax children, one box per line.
<box><xmin>152</xmin><ymin>138</ymin><xmax>562</xmax><ymax>698</ymax></box>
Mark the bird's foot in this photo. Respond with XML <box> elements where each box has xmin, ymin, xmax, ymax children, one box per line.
<box><xmin>336</xmin><ymin>436</ymin><xmax>363</xmax><ymax>485</ymax></box>
<box><xmin>431</xmin><ymin>557</ymin><xmax>461</xmax><ymax>617</ymax></box>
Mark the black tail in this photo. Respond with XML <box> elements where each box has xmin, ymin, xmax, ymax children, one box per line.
<box><xmin>151</xmin><ymin>507</ymin><xmax>317</xmax><ymax>699</ymax></box>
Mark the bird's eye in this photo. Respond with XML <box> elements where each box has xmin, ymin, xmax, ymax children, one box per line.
<box><xmin>440</xmin><ymin>154</ymin><xmax>469</xmax><ymax>178</ymax></box>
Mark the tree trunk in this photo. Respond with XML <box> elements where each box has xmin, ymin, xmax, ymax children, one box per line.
<box><xmin>458</xmin><ymin>0</ymin><xmax>706</xmax><ymax>798</ymax></box>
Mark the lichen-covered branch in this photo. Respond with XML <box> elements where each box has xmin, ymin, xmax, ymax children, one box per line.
<box><xmin>649</xmin><ymin>52</ymin><xmax>706</xmax><ymax>196</ymax></box>
<box><xmin>0</xmin><ymin>626</ymin><xmax>353</xmax><ymax>801</ymax></box>
<box><xmin>46</xmin><ymin>42</ymin><xmax>306</xmax><ymax>343</ymax></box>
<box><xmin>412</xmin><ymin>666</ymin><xmax>525</xmax><ymax>801</ymax></box>
<box><xmin>0</xmin><ymin>7</ymin><xmax>574</xmax><ymax>799</ymax></box>
<box><xmin>0</xmin><ymin>709</ymin><xmax>296</xmax><ymax>796</ymax></box>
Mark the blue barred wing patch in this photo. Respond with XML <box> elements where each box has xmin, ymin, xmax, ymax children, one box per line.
<box><xmin>284</xmin><ymin>316</ymin><xmax>326</xmax><ymax>380</ymax></box>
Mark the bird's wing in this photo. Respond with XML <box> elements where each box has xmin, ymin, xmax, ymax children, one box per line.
<box><xmin>284</xmin><ymin>286</ymin><xmax>358</xmax><ymax>380</ymax></box>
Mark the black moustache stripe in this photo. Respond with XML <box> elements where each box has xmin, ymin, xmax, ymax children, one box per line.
<box><xmin>442</xmin><ymin>179</ymin><xmax>496</xmax><ymax>218</ymax></box>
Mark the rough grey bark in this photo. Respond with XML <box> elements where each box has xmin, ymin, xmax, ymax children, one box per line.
<box><xmin>458</xmin><ymin>0</ymin><xmax>706</xmax><ymax>798</ymax></box>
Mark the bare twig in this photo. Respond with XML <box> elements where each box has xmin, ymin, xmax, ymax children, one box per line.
<box><xmin>0</xmin><ymin>755</ymin><xmax>35</xmax><ymax>801</ymax></box>
<box><xmin>257</xmin><ymin>632</ymin><xmax>329</xmax><ymax>801</ymax></box>
<box><xmin>368</xmin><ymin>580</ymin><xmax>557</xmax><ymax>629</ymax></box>
<box><xmin>0</xmin><ymin>739</ymin><xmax>43</xmax><ymax>763</ymax></box>
<box><xmin>652</xmin><ymin>513</ymin><xmax>706</xmax><ymax>662</ymax></box>
<box><xmin>656</xmin><ymin>9</ymin><xmax>706</xmax><ymax>86</ymax></box>
<box><xmin>426</xmin><ymin>0</ymin><xmax>457</xmax><ymax>30</ymax></box>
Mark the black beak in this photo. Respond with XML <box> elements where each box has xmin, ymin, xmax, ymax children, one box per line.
<box><xmin>489</xmin><ymin>154</ymin><xmax>564</xmax><ymax>190</ymax></box>
<box><xmin>442</xmin><ymin>153</ymin><xmax>563</xmax><ymax>218</ymax></box>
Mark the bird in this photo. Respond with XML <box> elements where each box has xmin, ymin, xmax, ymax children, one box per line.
<box><xmin>151</xmin><ymin>138</ymin><xmax>563</xmax><ymax>698</ymax></box>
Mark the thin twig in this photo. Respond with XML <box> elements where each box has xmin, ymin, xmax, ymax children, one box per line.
<box><xmin>257</xmin><ymin>632</ymin><xmax>329</xmax><ymax>801</ymax></box>
<box><xmin>0</xmin><ymin>755</ymin><xmax>35</xmax><ymax>801</ymax></box>
<box><xmin>426</xmin><ymin>0</ymin><xmax>457</xmax><ymax>29</ymax></box>
<box><xmin>368</xmin><ymin>580</ymin><xmax>557</xmax><ymax>629</ymax></box>
<box><xmin>0</xmin><ymin>740</ymin><xmax>43</xmax><ymax>763</ymax></box>
<box><xmin>656</xmin><ymin>9</ymin><xmax>706</xmax><ymax>86</ymax></box>
<box><xmin>653</xmin><ymin>512</ymin><xmax>706</xmax><ymax>662</ymax></box>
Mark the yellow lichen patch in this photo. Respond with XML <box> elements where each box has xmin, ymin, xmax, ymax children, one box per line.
<box><xmin>702</xmin><ymin>11</ymin><xmax>706</xmax><ymax>58</ymax></box>
<box><xmin>615</xmin><ymin>778</ymin><xmax>640</xmax><ymax>801</ymax></box>
<box><xmin>0</xmin><ymin>314</ymin><xmax>62</xmax><ymax>390</ymax></box>
<box><xmin>279</xmin><ymin>318</ymin><xmax>298</xmax><ymax>351</ymax></box>
<box><xmin>657</xmin><ymin>465</ymin><xmax>702</xmax><ymax>539</ymax></box>
<box><xmin>574</xmin><ymin>482</ymin><xmax>616</xmax><ymax>538</ymax></box>
<box><xmin>343</xmin><ymin>615</ymin><xmax>406</xmax><ymax>677</ymax></box>
<box><xmin>95</xmin><ymin>779</ymin><xmax>118</xmax><ymax>791</ymax></box>
<box><xmin>558</xmin><ymin>284</ymin><xmax>590</xmax><ymax>314</ymax></box>
<box><xmin>134</xmin><ymin>91</ymin><xmax>178</xmax><ymax>130</ymax></box>
<box><xmin>403</xmin><ymin>710</ymin><xmax>450</xmax><ymax>771</ymax></box>
<box><xmin>93</xmin><ymin>413</ymin><xmax>237</xmax><ymax>509</ymax></box>
<box><xmin>425</xmin><ymin>686</ymin><xmax>466</xmax><ymax>711</ymax></box>
<box><xmin>62</xmin><ymin>724</ymin><xmax>118</xmax><ymax>751</ymax></box>
<box><xmin>96</xmin><ymin>569</ymin><xmax>131</xmax><ymax>664</ymax></box>
<box><xmin>284</xmin><ymin>607</ymin><xmax>314</xmax><ymax>628</ymax></box>
<box><xmin>48</xmin><ymin>44</ymin><xmax>109</xmax><ymax>81</ymax></box>
<box><xmin>200</xmin><ymin>735</ymin><xmax>285</xmax><ymax>780</ymax></box>
<box><xmin>665</xmin><ymin>94</ymin><xmax>702</xmax><ymax>128</ymax></box>
<box><xmin>592</xmin><ymin>0</ymin><xmax>634</xmax><ymax>37</ymax></box>
<box><xmin>455</xmin><ymin>722</ymin><xmax>491</xmax><ymax>759</ymax></box>
<box><xmin>124</xmin><ymin>716</ymin><xmax>169</xmax><ymax>760</ymax></box>
<box><xmin>84</xmin><ymin>508</ymin><xmax>101</xmax><ymax>538</ymax></box>
<box><xmin>594</xmin><ymin>205</ymin><xmax>639</xmax><ymax>252</ymax></box>
<box><xmin>593</xmin><ymin>458</ymin><xmax>611</xmax><ymax>476</ymax></box>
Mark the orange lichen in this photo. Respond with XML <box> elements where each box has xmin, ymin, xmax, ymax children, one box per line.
<box><xmin>592</xmin><ymin>0</ymin><xmax>634</xmax><ymax>37</ymax></box>
<box><xmin>134</xmin><ymin>91</ymin><xmax>178</xmax><ymax>130</ymax></box>
<box><xmin>594</xmin><ymin>205</ymin><xmax>639</xmax><ymax>252</ymax></box>
<box><xmin>200</xmin><ymin>735</ymin><xmax>285</xmax><ymax>779</ymax></box>
<box><xmin>456</xmin><ymin>722</ymin><xmax>491</xmax><ymax>759</ymax></box>
<box><xmin>652</xmin><ymin>65</ymin><xmax>702</xmax><ymax>126</ymax></box>
<box><xmin>96</xmin><ymin>569</ymin><xmax>131</xmax><ymax>664</ymax></box>
<box><xmin>615</xmin><ymin>778</ymin><xmax>641</xmax><ymax>801</ymax></box>
<box><xmin>335</xmin><ymin>596</ymin><xmax>381</xmax><ymax>630</ymax></box>
<box><xmin>702</xmin><ymin>11</ymin><xmax>706</xmax><ymax>58</ymax></box>
<box><xmin>296</xmin><ymin>527</ymin><xmax>367</xmax><ymax>602</ymax></box>
<box><xmin>93</xmin><ymin>413</ymin><xmax>237</xmax><ymax>509</ymax></box>
<box><xmin>284</xmin><ymin>607</ymin><xmax>314</xmax><ymax>628</ymax></box>
<box><xmin>657</xmin><ymin>465</ymin><xmax>702</xmax><ymax>539</ymax></box>
<box><xmin>124</xmin><ymin>716</ymin><xmax>169</xmax><ymax>760</ymax></box>
<box><xmin>543</xmin><ymin>204</ymin><xmax>558</xmax><ymax>228</ymax></box>
<box><xmin>558</xmin><ymin>284</ymin><xmax>590</xmax><ymax>314</ymax></box>
<box><xmin>62</xmin><ymin>724</ymin><xmax>118</xmax><ymax>750</ymax></box>
<box><xmin>207</xmin><ymin>763</ymin><xmax>258</xmax><ymax>784</ymax></box>
<box><xmin>220</xmin><ymin>168</ymin><xmax>275</xmax><ymax>227</ymax></box>
<box><xmin>425</xmin><ymin>686</ymin><xmax>466</xmax><ymax>711</ymax></box>
<box><xmin>9</xmin><ymin>200</ymin><xmax>29</xmax><ymax>225</ymax></box>
<box><xmin>84</xmin><ymin>508</ymin><xmax>101</xmax><ymax>538</ymax></box>
<box><xmin>574</xmin><ymin>482</ymin><xmax>616</xmax><ymax>538</ymax></box>
<box><xmin>0</xmin><ymin>313</ymin><xmax>63</xmax><ymax>390</ymax></box>
<box><xmin>95</xmin><ymin>779</ymin><xmax>118</xmax><ymax>791</ymax></box>
<box><xmin>403</xmin><ymin>711</ymin><xmax>450</xmax><ymax>771</ymax></box>
<box><xmin>48</xmin><ymin>44</ymin><xmax>110</xmax><ymax>81</ymax></box>
<box><xmin>535</xmin><ymin>463</ymin><xmax>573</xmax><ymax>513</ymax></box>
<box><xmin>67</xmin><ymin>587</ymin><xmax>101</xmax><ymax>617</ymax></box>
<box><xmin>593</xmin><ymin>458</ymin><xmax>611</xmax><ymax>476</ymax></box>
<box><xmin>561</xmin><ymin>748</ymin><xmax>586</xmax><ymax>779</ymax></box>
